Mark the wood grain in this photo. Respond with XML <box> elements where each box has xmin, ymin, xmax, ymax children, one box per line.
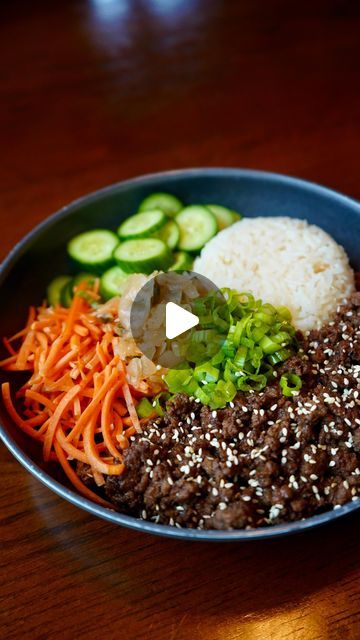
<box><xmin>0</xmin><ymin>1</ymin><xmax>359</xmax><ymax>638</ymax></box>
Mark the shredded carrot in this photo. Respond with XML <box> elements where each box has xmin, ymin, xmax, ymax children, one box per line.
<box><xmin>113</xmin><ymin>400</ymin><xmax>127</xmax><ymax>416</ymax></box>
<box><xmin>113</xmin><ymin>412</ymin><xmax>123</xmax><ymax>435</ymax></box>
<box><xmin>100</xmin><ymin>382</ymin><xmax>123</xmax><ymax>459</ymax></box>
<box><xmin>43</xmin><ymin>385</ymin><xmax>81</xmax><ymax>461</ymax></box>
<box><xmin>66</xmin><ymin>368</ymin><xmax>122</xmax><ymax>443</ymax></box>
<box><xmin>1</xmin><ymin>382</ymin><xmax>45</xmax><ymax>439</ymax></box>
<box><xmin>0</xmin><ymin>282</ymin><xmax>150</xmax><ymax>505</ymax></box>
<box><xmin>125</xmin><ymin>425</ymin><xmax>137</xmax><ymax>438</ymax></box>
<box><xmin>16</xmin><ymin>329</ymin><xmax>36</xmax><ymax>370</ymax></box>
<box><xmin>122</xmin><ymin>380</ymin><xmax>141</xmax><ymax>433</ymax></box>
<box><xmin>25</xmin><ymin>389</ymin><xmax>56</xmax><ymax>411</ymax></box>
<box><xmin>0</xmin><ymin>354</ymin><xmax>18</xmax><ymax>368</ymax></box>
<box><xmin>3</xmin><ymin>338</ymin><xmax>16</xmax><ymax>356</ymax></box>
<box><xmin>53</xmin><ymin>441</ymin><xmax>114</xmax><ymax>508</ymax></box>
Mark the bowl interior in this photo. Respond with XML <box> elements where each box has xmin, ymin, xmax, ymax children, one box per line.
<box><xmin>1</xmin><ymin>169</ymin><xmax>359</xmax><ymax>539</ymax></box>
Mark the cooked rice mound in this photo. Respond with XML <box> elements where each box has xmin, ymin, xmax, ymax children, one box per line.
<box><xmin>194</xmin><ymin>217</ymin><xmax>355</xmax><ymax>330</ymax></box>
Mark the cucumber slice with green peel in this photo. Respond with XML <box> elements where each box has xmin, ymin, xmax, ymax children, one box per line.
<box><xmin>61</xmin><ymin>279</ymin><xmax>75</xmax><ymax>308</ymax></box>
<box><xmin>169</xmin><ymin>251</ymin><xmax>193</xmax><ymax>272</ymax></box>
<box><xmin>117</xmin><ymin>209</ymin><xmax>166</xmax><ymax>239</ymax></box>
<box><xmin>155</xmin><ymin>219</ymin><xmax>180</xmax><ymax>250</ymax></box>
<box><xmin>114</xmin><ymin>238</ymin><xmax>172</xmax><ymax>274</ymax></box>
<box><xmin>59</xmin><ymin>273</ymin><xmax>97</xmax><ymax>307</ymax></box>
<box><xmin>138</xmin><ymin>192</ymin><xmax>183</xmax><ymax>218</ymax></box>
<box><xmin>207</xmin><ymin>204</ymin><xmax>242</xmax><ymax>230</ymax></box>
<box><xmin>47</xmin><ymin>275</ymin><xmax>72</xmax><ymax>307</ymax></box>
<box><xmin>175</xmin><ymin>205</ymin><xmax>218</xmax><ymax>252</ymax></box>
<box><xmin>100</xmin><ymin>266</ymin><xmax>130</xmax><ymax>300</ymax></box>
<box><xmin>67</xmin><ymin>229</ymin><xmax>119</xmax><ymax>272</ymax></box>
<box><xmin>73</xmin><ymin>272</ymin><xmax>96</xmax><ymax>287</ymax></box>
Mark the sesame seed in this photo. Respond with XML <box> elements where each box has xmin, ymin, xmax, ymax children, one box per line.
<box><xmin>312</xmin><ymin>485</ymin><xmax>319</xmax><ymax>494</ymax></box>
<box><xmin>180</xmin><ymin>464</ymin><xmax>190</xmax><ymax>474</ymax></box>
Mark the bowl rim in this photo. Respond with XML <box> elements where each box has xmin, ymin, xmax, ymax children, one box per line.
<box><xmin>1</xmin><ymin>167</ymin><xmax>359</xmax><ymax>541</ymax></box>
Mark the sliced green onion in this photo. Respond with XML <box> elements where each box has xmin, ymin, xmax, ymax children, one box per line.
<box><xmin>234</xmin><ymin>345</ymin><xmax>247</xmax><ymax>368</ymax></box>
<box><xmin>136</xmin><ymin>397</ymin><xmax>156</xmax><ymax>418</ymax></box>
<box><xmin>280</xmin><ymin>373</ymin><xmax>302</xmax><ymax>397</ymax></box>
<box><xmin>152</xmin><ymin>392</ymin><xmax>171</xmax><ymax>416</ymax></box>
<box><xmin>164</xmin><ymin>289</ymin><xmax>298</xmax><ymax>409</ymax></box>
<box><xmin>268</xmin><ymin>348</ymin><xmax>293</xmax><ymax>365</ymax></box>
<box><xmin>277</xmin><ymin>306</ymin><xmax>292</xmax><ymax>321</ymax></box>
<box><xmin>194</xmin><ymin>362</ymin><xmax>220</xmax><ymax>383</ymax></box>
<box><xmin>259</xmin><ymin>335</ymin><xmax>280</xmax><ymax>354</ymax></box>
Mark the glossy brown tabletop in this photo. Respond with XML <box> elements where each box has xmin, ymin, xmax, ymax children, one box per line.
<box><xmin>1</xmin><ymin>2</ymin><xmax>359</xmax><ymax>638</ymax></box>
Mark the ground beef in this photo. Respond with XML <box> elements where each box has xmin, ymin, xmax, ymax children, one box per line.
<box><xmin>105</xmin><ymin>294</ymin><xmax>360</xmax><ymax>530</ymax></box>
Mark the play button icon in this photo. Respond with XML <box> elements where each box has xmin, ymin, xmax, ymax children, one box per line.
<box><xmin>127</xmin><ymin>271</ymin><xmax>230</xmax><ymax>368</ymax></box>
<box><xmin>165</xmin><ymin>302</ymin><xmax>199</xmax><ymax>339</ymax></box>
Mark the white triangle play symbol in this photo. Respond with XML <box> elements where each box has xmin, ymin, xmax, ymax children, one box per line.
<box><xmin>165</xmin><ymin>302</ymin><xmax>199</xmax><ymax>340</ymax></box>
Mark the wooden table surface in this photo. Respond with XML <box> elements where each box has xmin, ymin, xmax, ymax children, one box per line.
<box><xmin>1</xmin><ymin>1</ymin><xmax>359</xmax><ymax>638</ymax></box>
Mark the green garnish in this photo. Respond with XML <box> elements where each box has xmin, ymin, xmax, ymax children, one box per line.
<box><xmin>136</xmin><ymin>393</ymin><xmax>171</xmax><ymax>419</ymax></box>
<box><xmin>164</xmin><ymin>289</ymin><xmax>299</xmax><ymax>409</ymax></box>
<box><xmin>279</xmin><ymin>373</ymin><xmax>302</xmax><ymax>397</ymax></box>
<box><xmin>136</xmin><ymin>397</ymin><xmax>156</xmax><ymax>418</ymax></box>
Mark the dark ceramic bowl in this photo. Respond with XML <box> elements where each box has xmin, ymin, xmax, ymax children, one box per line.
<box><xmin>1</xmin><ymin>168</ymin><xmax>359</xmax><ymax>541</ymax></box>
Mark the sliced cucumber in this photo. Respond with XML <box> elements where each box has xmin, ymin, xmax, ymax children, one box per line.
<box><xmin>61</xmin><ymin>279</ymin><xmax>75</xmax><ymax>308</ymax></box>
<box><xmin>155</xmin><ymin>219</ymin><xmax>180</xmax><ymax>250</ymax></box>
<box><xmin>57</xmin><ymin>273</ymin><xmax>96</xmax><ymax>308</ymax></box>
<box><xmin>207</xmin><ymin>204</ymin><xmax>242</xmax><ymax>230</ymax></box>
<box><xmin>73</xmin><ymin>272</ymin><xmax>96</xmax><ymax>287</ymax></box>
<box><xmin>114</xmin><ymin>238</ymin><xmax>172</xmax><ymax>274</ymax></box>
<box><xmin>169</xmin><ymin>251</ymin><xmax>193</xmax><ymax>272</ymax></box>
<box><xmin>67</xmin><ymin>229</ymin><xmax>119</xmax><ymax>273</ymax></box>
<box><xmin>100</xmin><ymin>266</ymin><xmax>130</xmax><ymax>300</ymax></box>
<box><xmin>118</xmin><ymin>209</ymin><xmax>166</xmax><ymax>239</ymax></box>
<box><xmin>175</xmin><ymin>205</ymin><xmax>218</xmax><ymax>252</ymax></box>
<box><xmin>47</xmin><ymin>275</ymin><xmax>72</xmax><ymax>307</ymax></box>
<box><xmin>138</xmin><ymin>192</ymin><xmax>183</xmax><ymax>218</ymax></box>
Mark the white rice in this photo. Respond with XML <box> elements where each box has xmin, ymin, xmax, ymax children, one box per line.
<box><xmin>194</xmin><ymin>216</ymin><xmax>355</xmax><ymax>330</ymax></box>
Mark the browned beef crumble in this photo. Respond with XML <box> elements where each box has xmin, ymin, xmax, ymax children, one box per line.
<box><xmin>104</xmin><ymin>294</ymin><xmax>360</xmax><ymax>530</ymax></box>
